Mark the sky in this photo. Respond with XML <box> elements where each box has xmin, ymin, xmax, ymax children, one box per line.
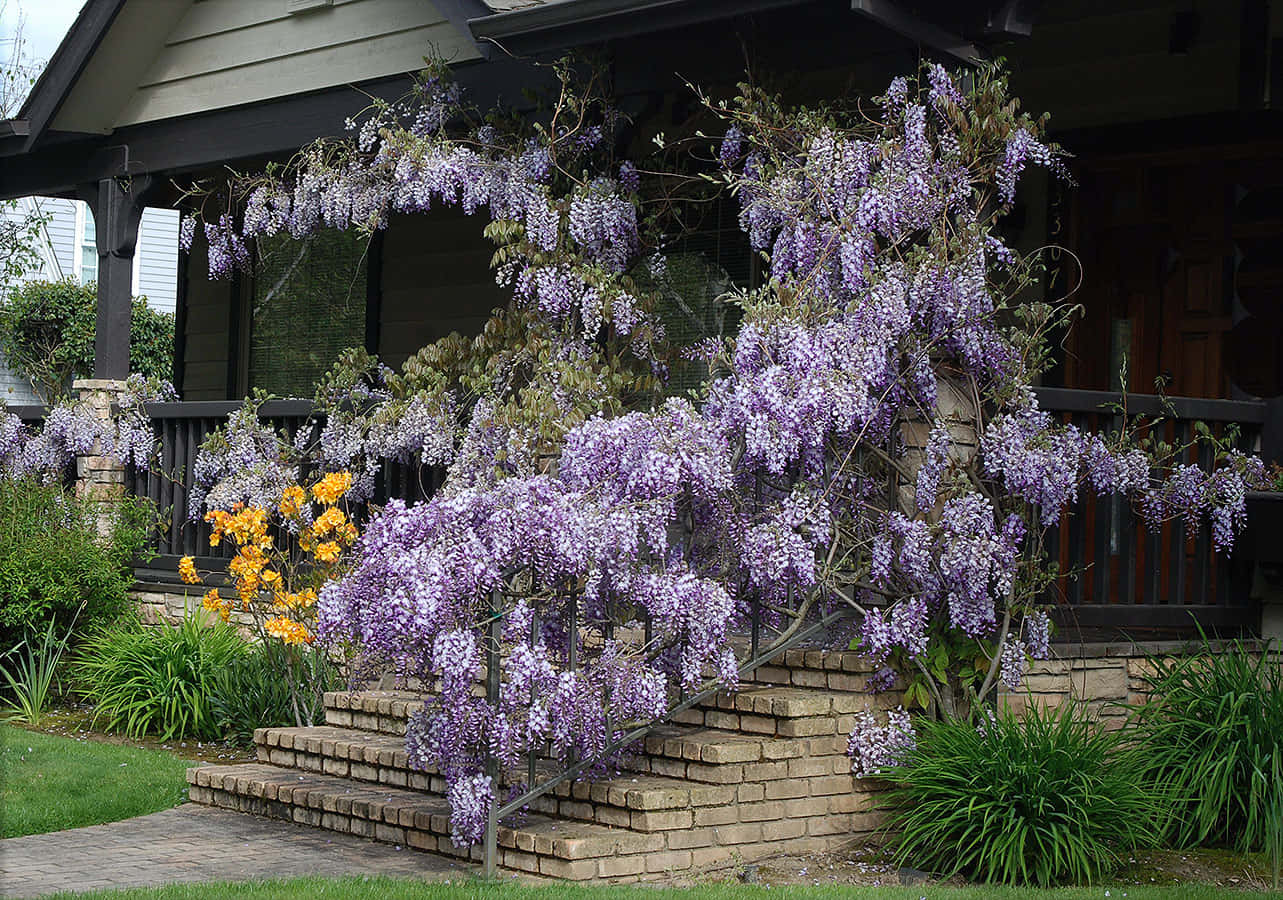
<box><xmin>2</xmin><ymin>0</ymin><xmax>83</xmax><ymax>68</ymax></box>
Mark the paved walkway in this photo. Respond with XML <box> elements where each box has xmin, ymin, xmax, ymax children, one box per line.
<box><xmin>1</xmin><ymin>805</ymin><xmax>473</xmax><ymax>898</ymax></box>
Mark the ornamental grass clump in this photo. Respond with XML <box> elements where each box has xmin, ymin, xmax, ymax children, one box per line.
<box><xmin>881</xmin><ymin>703</ymin><xmax>1160</xmax><ymax>887</ymax></box>
<box><xmin>208</xmin><ymin>642</ymin><xmax>339</xmax><ymax>745</ymax></box>
<box><xmin>1131</xmin><ymin>638</ymin><xmax>1283</xmax><ymax>854</ymax></box>
<box><xmin>73</xmin><ymin>611</ymin><xmax>248</xmax><ymax>740</ymax></box>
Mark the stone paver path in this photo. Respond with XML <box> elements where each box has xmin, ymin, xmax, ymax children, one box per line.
<box><xmin>1</xmin><ymin>805</ymin><xmax>473</xmax><ymax>898</ymax></box>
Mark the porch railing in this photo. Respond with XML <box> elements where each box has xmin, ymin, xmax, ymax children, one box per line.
<box><xmin>126</xmin><ymin>389</ymin><xmax>1274</xmax><ymax>636</ymax></box>
<box><xmin>1033</xmin><ymin>387</ymin><xmax>1269</xmax><ymax>638</ymax></box>
<box><xmin>126</xmin><ymin>400</ymin><xmax>445</xmax><ymax>581</ymax></box>
<box><xmin>9</xmin><ymin>404</ymin><xmax>47</xmax><ymax>424</ymax></box>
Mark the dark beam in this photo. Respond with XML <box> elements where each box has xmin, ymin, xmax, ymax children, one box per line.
<box><xmin>83</xmin><ymin>175</ymin><xmax>153</xmax><ymax>381</ymax></box>
<box><xmin>470</xmin><ymin>0</ymin><xmax>813</xmax><ymax>55</ymax></box>
<box><xmin>985</xmin><ymin>0</ymin><xmax>1039</xmax><ymax>38</ymax></box>
<box><xmin>849</xmin><ymin>0</ymin><xmax>982</xmax><ymax>63</ymax></box>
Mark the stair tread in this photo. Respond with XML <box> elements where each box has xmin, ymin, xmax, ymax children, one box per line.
<box><xmin>256</xmin><ymin>724</ymin><xmax>746</xmax><ymax>808</ymax></box>
<box><xmin>329</xmin><ymin>685</ymin><xmax>858</xmax><ymax>721</ymax></box>
<box><xmin>698</xmin><ymin>685</ymin><xmax>860</xmax><ymax>717</ymax></box>
<box><xmin>188</xmin><ymin>763</ymin><xmax>669</xmax><ymax>857</ymax></box>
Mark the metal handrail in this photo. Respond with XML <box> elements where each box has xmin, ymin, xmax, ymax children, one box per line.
<box><xmin>480</xmin><ymin>603</ymin><xmax>853</xmax><ymax>877</ymax></box>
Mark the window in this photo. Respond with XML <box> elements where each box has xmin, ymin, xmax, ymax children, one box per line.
<box><xmin>248</xmin><ymin>229</ymin><xmax>369</xmax><ymax>397</ymax></box>
<box><xmin>75</xmin><ymin>202</ymin><xmax>98</xmax><ymax>284</ymax></box>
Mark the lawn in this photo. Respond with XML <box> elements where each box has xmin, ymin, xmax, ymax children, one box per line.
<box><xmin>0</xmin><ymin>723</ymin><xmax>191</xmax><ymax>837</ymax></box>
<box><xmin>37</xmin><ymin>877</ymin><xmax>1282</xmax><ymax>899</ymax></box>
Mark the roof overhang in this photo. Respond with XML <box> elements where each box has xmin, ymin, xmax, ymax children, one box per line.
<box><xmin>469</xmin><ymin>0</ymin><xmax>817</xmax><ymax>55</ymax></box>
<box><xmin>0</xmin><ymin>0</ymin><xmax>1036</xmax><ymax>201</ymax></box>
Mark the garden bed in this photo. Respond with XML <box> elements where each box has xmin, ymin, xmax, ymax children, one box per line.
<box><xmin>693</xmin><ymin>846</ymin><xmax>1274</xmax><ymax>893</ymax></box>
<box><xmin>6</xmin><ymin>702</ymin><xmax>256</xmax><ymax>764</ymax></box>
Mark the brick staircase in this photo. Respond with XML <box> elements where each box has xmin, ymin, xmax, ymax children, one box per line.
<box><xmin>186</xmin><ymin>649</ymin><xmax>894</xmax><ymax>881</ymax></box>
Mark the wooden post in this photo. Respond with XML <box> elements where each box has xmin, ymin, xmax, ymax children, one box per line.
<box><xmin>81</xmin><ymin>175</ymin><xmax>152</xmax><ymax>381</ymax></box>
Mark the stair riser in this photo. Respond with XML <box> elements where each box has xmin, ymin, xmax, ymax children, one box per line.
<box><xmin>188</xmin><ymin>770</ymin><xmax>886</xmax><ymax>881</ymax></box>
<box><xmin>259</xmin><ymin>740</ymin><xmax>860</xmax><ymax>833</ymax></box>
<box><xmin>324</xmin><ymin>689</ymin><xmax>902</xmax><ymax>740</ymax></box>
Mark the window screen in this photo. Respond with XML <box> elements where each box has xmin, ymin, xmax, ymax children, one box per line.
<box><xmin>248</xmin><ymin>229</ymin><xmax>369</xmax><ymax>398</ymax></box>
<box><xmin>650</xmin><ymin>195</ymin><xmax>753</xmax><ymax>395</ymax></box>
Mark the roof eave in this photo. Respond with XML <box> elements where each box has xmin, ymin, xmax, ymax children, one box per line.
<box><xmin>14</xmin><ymin>0</ymin><xmax>127</xmax><ymax>152</ymax></box>
<box><xmin>468</xmin><ymin>0</ymin><xmax>815</xmax><ymax>53</ymax></box>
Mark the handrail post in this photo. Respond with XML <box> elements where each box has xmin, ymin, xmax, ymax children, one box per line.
<box><xmin>483</xmin><ymin>586</ymin><xmax>502</xmax><ymax>880</ymax></box>
<box><xmin>1263</xmin><ymin>397</ymin><xmax>1283</xmax><ymax>466</ymax></box>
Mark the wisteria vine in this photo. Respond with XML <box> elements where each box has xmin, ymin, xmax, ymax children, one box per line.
<box><xmin>181</xmin><ymin>59</ymin><xmax>1268</xmax><ymax>841</ymax></box>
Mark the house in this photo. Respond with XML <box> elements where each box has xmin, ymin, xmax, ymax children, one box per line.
<box><xmin>1</xmin><ymin>0</ymin><xmax>1280</xmax><ymax>876</ymax></box>
<box><xmin>2</xmin><ymin>0</ymin><xmax>1278</xmax><ymax>629</ymax></box>
<box><xmin>0</xmin><ymin>196</ymin><xmax>179</xmax><ymax>403</ymax></box>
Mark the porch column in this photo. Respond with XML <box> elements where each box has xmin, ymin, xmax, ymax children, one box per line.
<box><xmin>83</xmin><ymin>175</ymin><xmax>152</xmax><ymax>380</ymax></box>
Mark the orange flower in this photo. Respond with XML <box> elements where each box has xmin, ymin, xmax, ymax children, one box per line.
<box><xmin>312</xmin><ymin>506</ymin><xmax>347</xmax><ymax>537</ymax></box>
<box><xmin>202</xmin><ymin>588</ymin><xmax>231</xmax><ymax>623</ymax></box>
<box><xmin>311</xmin><ymin>471</ymin><xmax>353</xmax><ymax>506</ymax></box>
<box><xmin>279</xmin><ymin>484</ymin><xmax>307</xmax><ymax>517</ymax></box>
<box><xmin>178</xmin><ymin>556</ymin><xmax>201</xmax><ymax>585</ymax></box>
<box><xmin>314</xmin><ymin>541</ymin><xmax>342</xmax><ymax>564</ymax></box>
<box><xmin>264</xmin><ymin>616</ymin><xmax>313</xmax><ymax>645</ymax></box>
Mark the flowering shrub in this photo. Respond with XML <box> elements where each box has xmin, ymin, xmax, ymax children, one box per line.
<box><xmin>179</xmin><ymin>471</ymin><xmax>358</xmax><ymax>726</ymax></box>
<box><xmin>185</xmin><ymin>59</ymin><xmax>1267</xmax><ymax>842</ymax></box>
<box><xmin>1</xmin><ymin>375</ymin><xmax>175</xmax><ymax>483</ymax></box>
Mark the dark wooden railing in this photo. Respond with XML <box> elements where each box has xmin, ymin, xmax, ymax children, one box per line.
<box><xmin>125</xmin><ymin>390</ymin><xmax>1277</xmax><ymax>636</ymax></box>
<box><xmin>9</xmin><ymin>404</ymin><xmax>47</xmax><ymax>425</ymax></box>
<box><xmin>1032</xmin><ymin>387</ymin><xmax>1269</xmax><ymax>638</ymax></box>
<box><xmin>126</xmin><ymin>400</ymin><xmax>445</xmax><ymax>579</ymax></box>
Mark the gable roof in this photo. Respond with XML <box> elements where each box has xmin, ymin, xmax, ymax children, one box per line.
<box><xmin>0</xmin><ymin>0</ymin><xmax>1024</xmax><ymax>201</ymax></box>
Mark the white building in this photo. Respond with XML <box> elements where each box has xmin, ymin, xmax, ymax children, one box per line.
<box><xmin>1</xmin><ymin>197</ymin><xmax>178</xmax><ymax>403</ymax></box>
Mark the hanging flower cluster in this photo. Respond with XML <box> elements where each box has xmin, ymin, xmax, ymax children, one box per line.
<box><xmin>1</xmin><ymin>375</ymin><xmax>174</xmax><ymax>482</ymax></box>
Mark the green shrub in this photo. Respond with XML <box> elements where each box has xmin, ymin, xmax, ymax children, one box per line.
<box><xmin>0</xmin><ymin>279</ymin><xmax>173</xmax><ymax>402</ymax></box>
<box><xmin>0</xmin><ymin>477</ymin><xmax>153</xmax><ymax>646</ymax></box>
<box><xmin>73</xmin><ymin>611</ymin><xmax>248</xmax><ymax>740</ymax></box>
<box><xmin>883</xmin><ymin>703</ymin><xmax>1159</xmax><ymax>887</ymax></box>
<box><xmin>1132</xmin><ymin>639</ymin><xmax>1283</xmax><ymax>853</ymax></box>
<box><xmin>0</xmin><ymin>618</ymin><xmax>74</xmax><ymax>725</ymax></box>
<box><xmin>208</xmin><ymin>645</ymin><xmax>297</xmax><ymax>744</ymax></box>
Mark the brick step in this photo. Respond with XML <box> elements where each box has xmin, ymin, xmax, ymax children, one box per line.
<box><xmin>187</xmin><ymin>763</ymin><xmax>667</xmax><ymax>879</ymax></box>
<box><xmin>323</xmin><ymin>690</ymin><xmax>424</xmax><ymax>736</ymax></box>
<box><xmin>326</xmin><ymin>684</ymin><xmax>892</xmax><ymax>740</ymax></box>
<box><xmin>187</xmin><ymin>762</ymin><xmax>882</xmax><ymax>880</ymax></box>
<box><xmin>253</xmin><ymin>723</ymin><xmax>855</xmax><ymax>831</ymax></box>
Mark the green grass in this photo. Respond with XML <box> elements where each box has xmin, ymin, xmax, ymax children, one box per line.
<box><xmin>0</xmin><ymin>724</ymin><xmax>191</xmax><ymax>837</ymax></box>
<box><xmin>36</xmin><ymin>879</ymin><xmax>1283</xmax><ymax>900</ymax></box>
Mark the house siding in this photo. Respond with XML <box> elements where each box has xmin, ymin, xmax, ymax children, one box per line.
<box><xmin>1007</xmin><ymin>0</ymin><xmax>1242</xmax><ymax>131</ymax></box>
<box><xmin>102</xmin><ymin>0</ymin><xmax>478</xmax><ymax>130</ymax></box>
<box><xmin>136</xmin><ymin>208</ymin><xmax>181</xmax><ymax>315</ymax></box>
<box><xmin>377</xmin><ymin>212</ymin><xmax>506</xmax><ymax>370</ymax></box>
<box><xmin>180</xmin><ymin>234</ymin><xmax>237</xmax><ymax>402</ymax></box>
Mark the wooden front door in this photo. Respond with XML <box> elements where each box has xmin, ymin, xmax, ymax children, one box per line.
<box><xmin>1064</xmin><ymin>157</ymin><xmax>1234</xmax><ymax>399</ymax></box>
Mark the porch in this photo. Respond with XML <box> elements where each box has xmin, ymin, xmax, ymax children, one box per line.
<box><xmin>96</xmin><ymin>385</ymin><xmax>1283</xmax><ymax>643</ymax></box>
